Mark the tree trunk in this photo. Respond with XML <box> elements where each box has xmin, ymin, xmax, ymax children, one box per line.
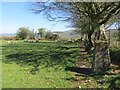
<box><xmin>88</xmin><ymin>33</ymin><xmax>93</xmax><ymax>48</ymax></box>
<box><xmin>92</xmin><ymin>24</ymin><xmax>111</xmax><ymax>72</ymax></box>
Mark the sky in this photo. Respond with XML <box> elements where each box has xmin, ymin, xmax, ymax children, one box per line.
<box><xmin>1</xmin><ymin>1</ymin><xmax>71</xmax><ymax>33</ymax></box>
<box><xmin>1</xmin><ymin>1</ymin><xmax>117</xmax><ymax>34</ymax></box>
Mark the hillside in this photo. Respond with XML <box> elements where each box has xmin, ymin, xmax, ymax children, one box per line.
<box><xmin>53</xmin><ymin>30</ymin><xmax>81</xmax><ymax>40</ymax></box>
<box><xmin>0</xmin><ymin>33</ymin><xmax>16</xmax><ymax>37</ymax></box>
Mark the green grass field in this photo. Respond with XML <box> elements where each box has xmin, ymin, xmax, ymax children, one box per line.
<box><xmin>1</xmin><ymin>40</ymin><xmax>120</xmax><ymax>88</ymax></box>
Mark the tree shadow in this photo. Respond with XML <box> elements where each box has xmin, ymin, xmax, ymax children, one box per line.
<box><xmin>108</xmin><ymin>76</ymin><xmax>120</xmax><ymax>88</ymax></box>
<box><xmin>5</xmin><ymin>50</ymin><xmax>76</xmax><ymax>66</ymax></box>
<box><xmin>65</xmin><ymin>66</ymin><xmax>120</xmax><ymax>88</ymax></box>
<box><xmin>65</xmin><ymin>67</ymin><xmax>92</xmax><ymax>75</ymax></box>
<box><xmin>3</xmin><ymin>41</ymin><xmax>79</xmax><ymax>75</ymax></box>
<box><xmin>110</xmin><ymin>48</ymin><xmax>120</xmax><ymax>67</ymax></box>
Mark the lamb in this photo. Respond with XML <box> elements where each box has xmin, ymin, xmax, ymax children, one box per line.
<box><xmin>68</xmin><ymin>40</ymin><xmax>74</xmax><ymax>43</ymax></box>
<box><xmin>35</xmin><ymin>40</ymin><xmax>39</xmax><ymax>42</ymax></box>
<box><xmin>27</xmin><ymin>40</ymin><xmax>31</xmax><ymax>42</ymax></box>
<box><xmin>24</xmin><ymin>39</ymin><xmax>27</xmax><ymax>42</ymax></box>
<box><xmin>7</xmin><ymin>41</ymin><xmax>13</xmax><ymax>45</ymax></box>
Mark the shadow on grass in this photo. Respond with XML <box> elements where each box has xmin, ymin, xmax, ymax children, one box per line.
<box><xmin>65</xmin><ymin>67</ymin><xmax>92</xmax><ymax>75</ymax></box>
<box><xmin>108</xmin><ymin>76</ymin><xmax>120</xmax><ymax>88</ymax></box>
<box><xmin>5</xmin><ymin>51</ymin><xmax>77</xmax><ymax>67</ymax></box>
<box><xmin>3</xmin><ymin>41</ymin><xmax>80</xmax><ymax>73</ymax></box>
<box><xmin>65</xmin><ymin>66</ymin><xmax>120</xmax><ymax>88</ymax></box>
<box><xmin>110</xmin><ymin>48</ymin><xmax>120</xmax><ymax>67</ymax></box>
<box><xmin>3</xmin><ymin>45</ymin><xmax>79</xmax><ymax>74</ymax></box>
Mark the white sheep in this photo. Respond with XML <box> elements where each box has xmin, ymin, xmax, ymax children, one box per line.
<box><xmin>7</xmin><ymin>41</ymin><xmax>13</xmax><ymax>45</ymax></box>
<box><xmin>24</xmin><ymin>39</ymin><xmax>27</xmax><ymax>42</ymax></box>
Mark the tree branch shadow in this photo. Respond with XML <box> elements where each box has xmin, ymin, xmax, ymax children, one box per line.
<box><xmin>65</xmin><ymin>67</ymin><xmax>92</xmax><ymax>75</ymax></box>
<box><xmin>3</xmin><ymin>42</ymin><xmax>79</xmax><ymax>74</ymax></box>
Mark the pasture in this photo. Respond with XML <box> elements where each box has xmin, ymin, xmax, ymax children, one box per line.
<box><xmin>1</xmin><ymin>40</ymin><xmax>120</xmax><ymax>88</ymax></box>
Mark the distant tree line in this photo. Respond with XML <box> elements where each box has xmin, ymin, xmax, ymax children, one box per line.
<box><xmin>15</xmin><ymin>27</ymin><xmax>60</xmax><ymax>40</ymax></box>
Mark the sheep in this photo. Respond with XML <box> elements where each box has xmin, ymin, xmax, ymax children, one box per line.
<box><xmin>68</xmin><ymin>40</ymin><xmax>74</xmax><ymax>43</ymax></box>
<box><xmin>28</xmin><ymin>40</ymin><xmax>33</xmax><ymax>42</ymax></box>
<box><xmin>24</xmin><ymin>39</ymin><xmax>27</xmax><ymax>42</ymax></box>
<box><xmin>57</xmin><ymin>39</ymin><xmax>62</xmax><ymax>42</ymax></box>
<box><xmin>33</xmin><ymin>40</ymin><xmax>35</xmax><ymax>42</ymax></box>
<box><xmin>30</xmin><ymin>40</ymin><xmax>34</xmax><ymax>43</ymax></box>
<box><xmin>74</xmin><ymin>38</ymin><xmax>82</xmax><ymax>42</ymax></box>
<box><xmin>7</xmin><ymin>41</ymin><xmax>13</xmax><ymax>45</ymax></box>
<box><xmin>35</xmin><ymin>40</ymin><xmax>39</xmax><ymax>42</ymax></box>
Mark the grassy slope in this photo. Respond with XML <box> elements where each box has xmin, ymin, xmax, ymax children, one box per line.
<box><xmin>2</xmin><ymin>40</ymin><xmax>120</xmax><ymax>88</ymax></box>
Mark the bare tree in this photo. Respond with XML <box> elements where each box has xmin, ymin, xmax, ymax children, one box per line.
<box><xmin>29</xmin><ymin>1</ymin><xmax>120</xmax><ymax>72</ymax></box>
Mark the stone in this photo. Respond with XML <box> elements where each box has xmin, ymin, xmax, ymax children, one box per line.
<box><xmin>92</xmin><ymin>41</ymin><xmax>110</xmax><ymax>72</ymax></box>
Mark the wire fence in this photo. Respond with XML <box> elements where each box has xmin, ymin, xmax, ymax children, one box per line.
<box><xmin>105</xmin><ymin>29</ymin><xmax>120</xmax><ymax>48</ymax></box>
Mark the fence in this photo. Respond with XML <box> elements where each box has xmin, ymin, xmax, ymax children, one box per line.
<box><xmin>105</xmin><ymin>29</ymin><xmax>120</xmax><ymax>48</ymax></box>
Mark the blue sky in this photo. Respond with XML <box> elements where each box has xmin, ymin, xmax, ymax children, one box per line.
<box><xmin>1</xmin><ymin>2</ymin><xmax>70</xmax><ymax>33</ymax></box>
<box><xmin>1</xmin><ymin>1</ymin><xmax>117</xmax><ymax>34</ymax></box>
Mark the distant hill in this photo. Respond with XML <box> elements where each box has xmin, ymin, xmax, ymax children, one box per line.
<box><xmin>0</xmin><ymin>33</ymin><xmax>16</xmax><ymax>37</ymax></box>
<box><xmin>107</xmin><ymin>29</ymin><xmax>118</xmax><ymax>35</ymax></box>
<box><xmin>0</xmin><ymin>29</ymin><xmax>118</xmax><ymax>38</ymax></box>
<box><xmin>53</xmin><ymin>29</ymin><xmax>118</xmax><ymax>40</ymax></box>
<box><xmin>53</xmin><ymin>30</ymin><xmax>81</xmax><ymax>40</ymax></box>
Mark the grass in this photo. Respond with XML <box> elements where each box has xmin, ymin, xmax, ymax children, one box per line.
<box><xmin>3</xmin><ymin>63</ymin><xmax>74</xmax><ymax>88</ymax></box>
<box><xmin>2</xmin><ymin>40</ymin><xmax>81</xmax><ymax>88</ymax></box>
<box><xmin>1</xmin><ymin>40</ymin><xmax>120</xmax><ymax>88</ymax></box>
